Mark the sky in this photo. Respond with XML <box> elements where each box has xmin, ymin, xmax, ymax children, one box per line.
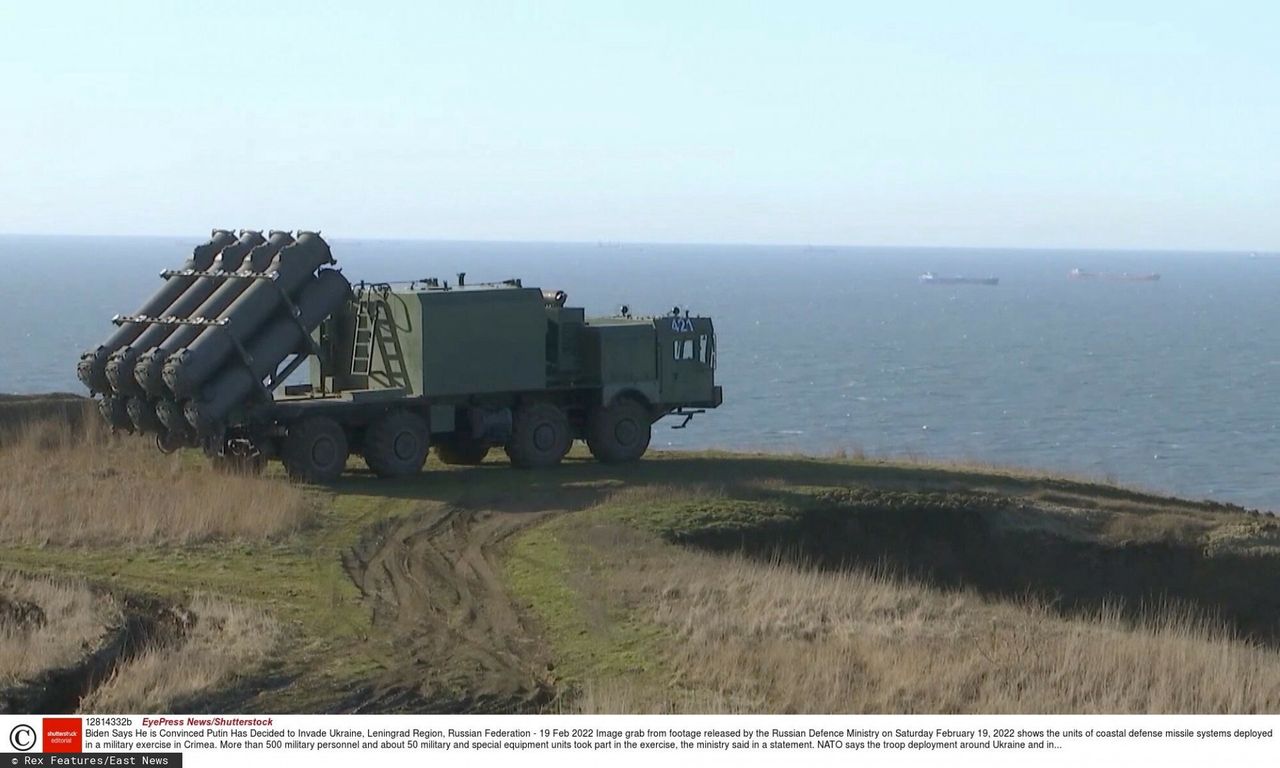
<box><xmin>0</xmin><ymin>1</ymin><xmax>1276</xmax><ymax>249</ymax></box>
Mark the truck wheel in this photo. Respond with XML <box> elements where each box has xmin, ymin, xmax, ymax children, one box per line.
<box><xmin>155</xmin><ymin>431</ymin><xmax>184</xmax><ymax>455</ymax></box>
<box><xmin>283</xmin><ymin>416</ymin><xmax>349</xmax><ymax>483</ymax></box>
<box><xmin>363</xmin><ymin>410</ymin><xmax>429</xmax><ymax>478</ymax></box>
<box><xmin>435</xmin><ymin>435</ymin><xmax>491</xmax><ymax>466</ymax></box>
<box><xmin>505</xmin><ymin>402</ymin><xmax>571</xmax><ymax>469</ymax></box>
<box><xmin>586</xmin><ymin>398</ymin><xmax>652</xmax><ymax>463</ymax></box>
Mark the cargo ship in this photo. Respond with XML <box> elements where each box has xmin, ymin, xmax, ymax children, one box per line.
<box><xmin>919</xmin><ymin>272</ymin><xmax>999</xmax><ymax>286</ymax></box>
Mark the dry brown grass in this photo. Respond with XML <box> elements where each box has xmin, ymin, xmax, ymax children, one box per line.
<box><xmin>0</xmin><ymin>417</ymin><xmax>318</xmax><ymax>546</ymax></box>
<box><xmin>569</xmin><ymin>524</ymin><xmax>1280</xmax><ymax>714</ymax></box>
<box><xmin>79</xmin><ymin>595</ymin><xmax>279</xmax><ymax>713</ymax></box>
<box><xmin>0</xmin><ymin>570</ymin><xmax>117</xmax><ymax>686</ymax></box>
<box><xmin>1102</xmin><ymin>511</ymin><xmax>1216</xmax><ymax>544</ymax></box>
<box><xmin>563</xmin><ymin>677</ymin><xmax>744</xmax><ymax>714</ymax></box>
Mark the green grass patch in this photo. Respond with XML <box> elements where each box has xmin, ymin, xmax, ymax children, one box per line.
<box><xmin>604</xmin><ymin>486</ymin><xmax>1019</xmax><ymax>541</ymax></box>
<box><xmin>611</xmin><ymin>497</ymin><xmax>803</xmax><ymax>542</ymax></box>
<box><xmin>0</xmin><ymin>487</ymin><xmax>428</xmax><ymax>711</ymax></box>
<box><xmin>503</xmin><ymin>516</ymin><xmax>665</xmax><ymax>695</ymax></box>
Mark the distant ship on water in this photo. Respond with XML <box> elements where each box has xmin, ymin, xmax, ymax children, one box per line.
<box><xmin>1069</xmin><ymin>268</ymin><xmax>1160</xmax><ymax>282</ymax></box>
<box><xmin>919</xmin><ymin>272</ymin><xmax>999</xmax><ymax>286</ymax></box>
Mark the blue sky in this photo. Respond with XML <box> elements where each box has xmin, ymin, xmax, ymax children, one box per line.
<box><xmin>0</xmin><ymin>1</ymin><xmax>1275</xmax><ymax>248</ymax></box>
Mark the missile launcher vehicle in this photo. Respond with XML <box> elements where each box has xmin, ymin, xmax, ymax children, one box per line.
<box><xmin>77</xmin><ymin>230</ymin><xmax>722</xmax><ymax>482</ymax></box>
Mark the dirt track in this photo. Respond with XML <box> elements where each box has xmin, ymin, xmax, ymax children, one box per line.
<box><xmin>343</xmin><ymin>504</ymin><xmax>557</xmax><ymax>712</ymax></box>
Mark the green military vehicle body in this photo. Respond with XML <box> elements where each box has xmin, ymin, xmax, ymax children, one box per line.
<box><xmin>77</xmin><ymin>232</ymin><xmax>721</xmax><ymax>483</ymax></box>
<box><xmin>250</xmin><ymin>276</ymin><xmax>722</xmax><ymax>481</ymax></box>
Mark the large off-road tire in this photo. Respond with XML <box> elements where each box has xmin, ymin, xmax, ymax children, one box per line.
<box><xmin>363</xmin><ymin>409</ymin><xmax>429</xmax><ymax>478</ymax></box>
<box><xmin>586</xmin><ymin>398</ymin><xmax>652</xmax><ymax>464</ymax></box>
<box><xmin>283</xmin><ymin>416</ymin><xmax>349</xmax><ymax>483</ymax></box>
<box><xmin>155</xmin><ymin>431</ymin><xmax>184</xmax><ymax>455</ymax></box>
<box><xmin>504</xmin><ymin>402</ymin><xmax>571</xmax><ymax>469</ymax></box>
<box><xmin>435</xmin><ymin>434</ymin><xmax>491</xmax><ymax>465</ymax></box>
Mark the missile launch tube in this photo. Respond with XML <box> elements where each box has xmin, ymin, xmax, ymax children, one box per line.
<box><xmin>155</xmin><ymin>398</ymin><xmax>192</xmax><ymax>439</ymax></box>
<box><xmin>76</xmin><ymin>229</ymin><xmax>236</xmax><ymax>393</ymax></box>
<box><xmin>104</xmin><ymin>230</ymin><xmax>264</xmax><ymax>397</ymax></box>
<box><xmin>162</xmin><ymin>232</ymin><xmax>335</xmax><ymax>398</ymax></box>
<box><xmin>126</xmin><ymin>395</ymin><xmax>166</xmax><ymax>435</ymax></box>
<box><xmin>184</xmin><ymin>269</ymin><xmax>353</xmax><ymax>431</ymax></box>
<box><xmin>97</xmin><ymin>395</ymin><xmax>132</xmax><ymax>434</ymax></box>
<box><xmin>134</xmin><ymin>231</ymin><xmax>294</xmax><ymax>398</ymax></box>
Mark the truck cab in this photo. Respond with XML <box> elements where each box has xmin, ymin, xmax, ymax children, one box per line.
<box><xmin>654</xmin><ymin>313</ymin><xmax>721</xmax><ymax>410</ymax></box>
<box><xmin>580</xmin><ymin>310</ymin><xmax>721</xmax><ymax>415</ymax></box>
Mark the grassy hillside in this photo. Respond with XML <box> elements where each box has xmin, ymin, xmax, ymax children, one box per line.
<box><xmin>0</xmin><ymin>399</ymin><xmax>1278</xmax><ymax>714</ymax></box>
<box><xmin>508</xmin><ymin>483</ymin><xmax>1280</xmax><ymax>713</ymax></box>
<box><xmin>0</xmin><ymin>394</ymin><xmax>92</xmax><ymax>438</ymax></box>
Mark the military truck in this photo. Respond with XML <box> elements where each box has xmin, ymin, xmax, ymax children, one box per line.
<box><xmin>77</xmin><ymin>230</ymin><xmax>722</xmax><ymax>482</ymax></box>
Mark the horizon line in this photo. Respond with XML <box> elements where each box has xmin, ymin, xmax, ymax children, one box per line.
<box><xmin>0</xmin><ymin>230</ymin><xmax>1271</xmax><ymax>256</ymax></box>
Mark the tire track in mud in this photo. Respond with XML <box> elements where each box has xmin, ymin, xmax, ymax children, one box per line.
<box><xmin>343</xmin><ymin>505</ymin><xmax>558</xmax><ymax>713</ymax></box>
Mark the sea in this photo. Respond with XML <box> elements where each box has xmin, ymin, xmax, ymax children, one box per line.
<box><xmin>2</xmin><ymin>235</ymin><xmax>1277</xmax><ymax>511</ymax></box>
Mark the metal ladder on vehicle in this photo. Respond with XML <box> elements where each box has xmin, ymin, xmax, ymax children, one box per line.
<box><xmin>371</xmin><ymin>302</ymin><xmax>408</xmax><ymax>387</ymax></box>
<box><xmin>350</xmin><ymin>297</ymin><xmax>381</xmax><ymax>375</ymax></box>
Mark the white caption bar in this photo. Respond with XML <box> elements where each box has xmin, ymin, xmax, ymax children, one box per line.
<box><xmin>0</xmin><ymin>714</ymin><xmax>1273</xmax><ymax>767</ymax></box>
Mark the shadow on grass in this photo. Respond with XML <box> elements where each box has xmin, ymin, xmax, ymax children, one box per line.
<box><xmin>329</xmin><ymin>450</ymin><xmax>1251</xmax><ymax>517</ymax></box>
<box><xmin>320</xmin><ymin>451</ymin><xmax>1279</xmax><ymax>643</ymax></box>
<box><xmin>694</xmin><ymin>490</ymin><xmax>1280</xmax><ymax>642</ymax></box>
